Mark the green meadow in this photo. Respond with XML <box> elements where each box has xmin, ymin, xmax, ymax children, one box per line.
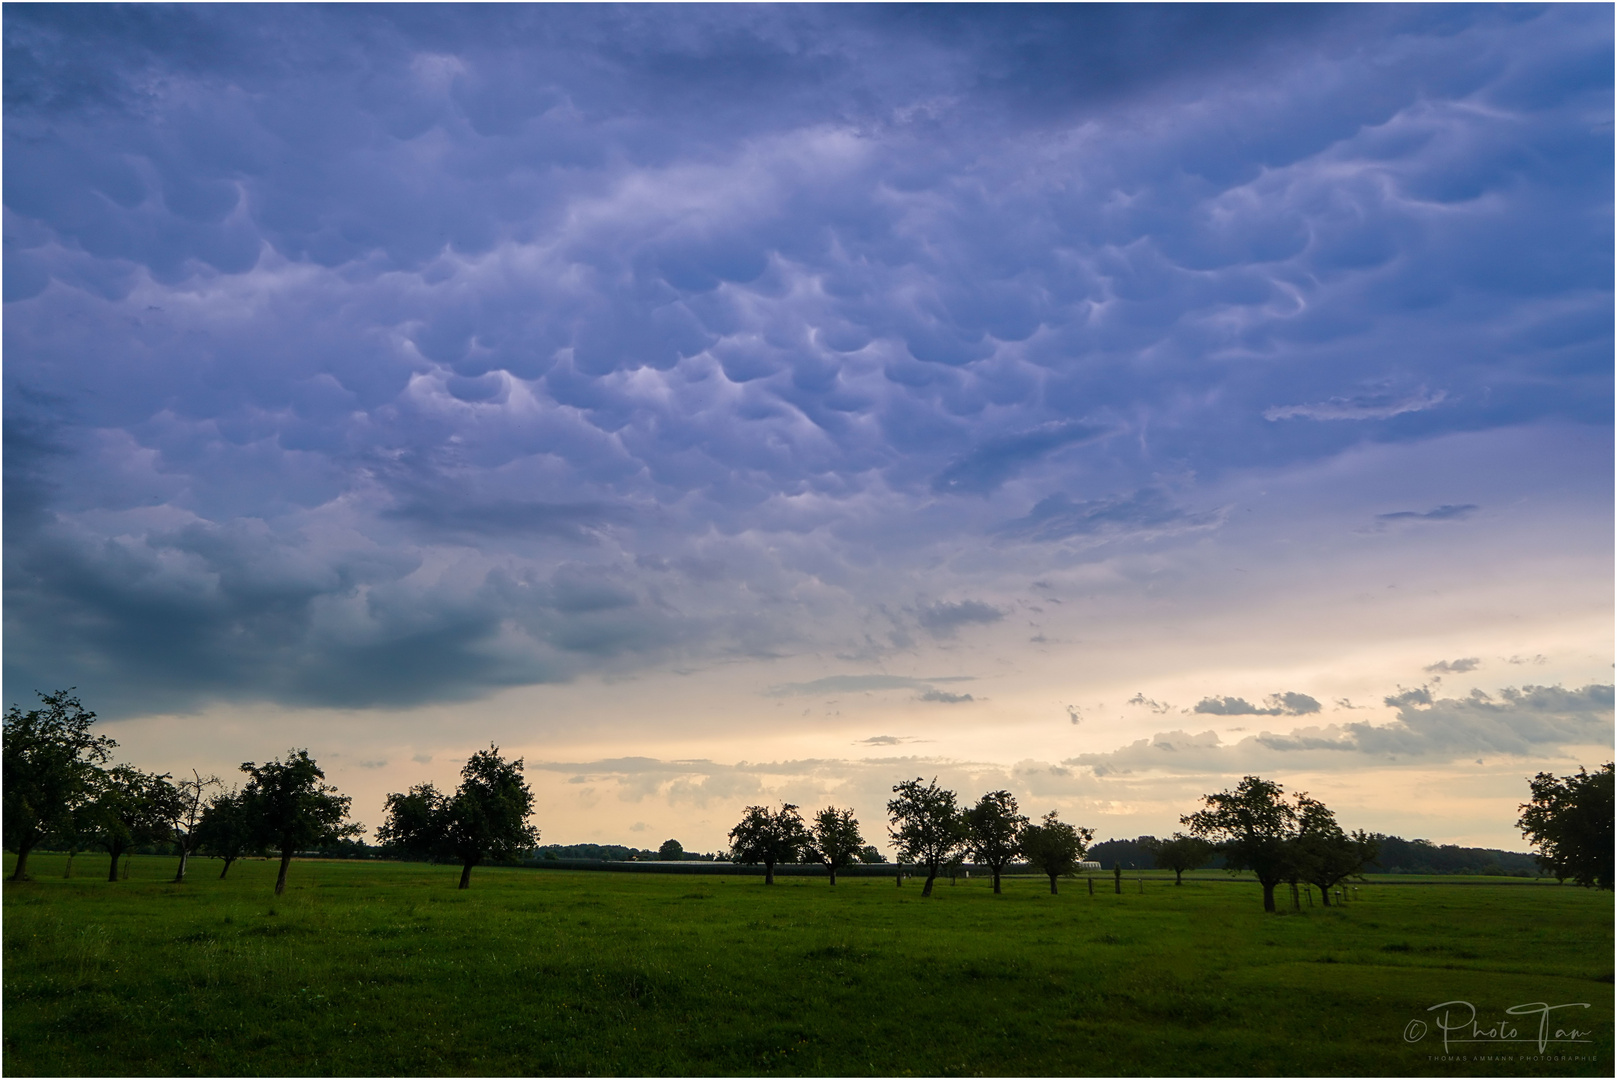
<box><xmin>4</xmin><ymin>854</ymin><xmax>1610</xmax><ymax>1077</ymax></box>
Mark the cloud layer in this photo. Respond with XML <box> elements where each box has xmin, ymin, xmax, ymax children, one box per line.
<box><xmin>1073</xmin><ymin>684</ymin><xmax>1614</xmax><ymax>776</ymax></box>
<box><xmin>4</xmin><ymin>6</ymin><xmax>1611</xmax><ymax>716</ymax></box>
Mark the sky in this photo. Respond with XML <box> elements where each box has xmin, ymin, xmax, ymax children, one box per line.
<box><xmin>4</xmin><ymin>3</ymin><xmax>1611</xmax><ymax>854</ymax></box>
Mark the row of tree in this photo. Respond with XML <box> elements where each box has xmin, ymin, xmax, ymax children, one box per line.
<box><xmin>3</xmin><ymin>691</ymin><xmax>366</xmax><ymax>894</ymax></box>
<box><xmin>7</xmin><ymin>691</ymin><xmax>1610</xmax><ymax>902</ymax></box>
<box><xmin>720</xmin><ymin>775</ymin><xmax>1409</xmax><ymax>912</ymax></box>
<box><xmin>727</xmin><ymin>779</ymin><xmax>1096</xmax><ymax>897</ymax></box>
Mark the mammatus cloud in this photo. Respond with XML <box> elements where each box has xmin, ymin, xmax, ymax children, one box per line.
<box><xmin>1070</xmin><ymin>683</ymin><xmax>1614</xmax><ymax>775</ymax></box>
<box><xmin>4</xmin><ymin>5</ymin><xmax>1611</xmax><ymax>714</ymax></box>
<box><xmin>1193</xmin><ymin>692</ymin><xmax>1322</xmax><ymax>717</ymax></box>
<box><xmin>1264</xmin><ymin>389</ymin><xmax>1447</xmax><ymax>422</ymax></box>
<box><xmin>1425</xmin><ymin>658</ymin><xmax>1481</xmax><ymax>674</ymax></box>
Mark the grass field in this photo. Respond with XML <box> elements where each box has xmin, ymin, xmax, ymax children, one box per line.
<box><xmin>4</xmin><ymin>853</ymin><xmax>1611</xmax><ymax>1077</ymax></box>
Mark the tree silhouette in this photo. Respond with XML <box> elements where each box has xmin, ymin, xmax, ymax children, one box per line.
<box><xmin>168</xmin><ymin>770</ymin><xmax>223</xmax><ymax>884</ymax></box>
<box><xmin>377</xmin><ymin>746</ymin><xmax>538</xmax><ymax>888</ymax></box>
<box><xmin>3</xmin><ymin>690</ymin><xmax>117</xmax><ymax>881</ymax></box>
<box><xmin>85</xmin><ymin>765</ymin><xmax>185</xmax><ymax>882</ymax></box>
<box><xmin>1518</xmin><ymin>763</ymin><xmax>1614</xmax><ymax>889</ymax></box>
<box><xmin>806</xmin><ymin>806</ymin><xmax>864</xmax><ymax>885</ymax></box>
<box><xmin>240</xmin><ymin>750</ymin><xmax>361</xmax><ymax>895</ymax></box>
<box><xmin>1183</xmin><ymin>775</ymin><xmax>1298</xmax><ymax>912</ymax></box>
<box><xmin>964</xmin><ymin>789</ymin><xmax>1027</xmax><ymax>894</ymax></box>
<box><xmin>658</xmin><ymin>838</ymin><xmax>685</xmax><ymax>861</ymax></box>
<box><xmin>194</xmin><ymin>787</ymin><xmax>261</xmax><ymax>878</ymax></box>
<box><xmin>887</xmin><ymin>777</ymin><xmax>965</xmax><ymax>897</ymax></box>
<box><xmin>1291</xmin><ymin>795</ymin><xmax>1378</xmax><ymax>904</ymax></box>
<box><xmin>727</xmin><ymin>803</ymin><xmax>807</xmax><ymax>884</ymax></box>
<box><xmin>1020</xmin><ymin>810</ymin><xmax>1093</xmax><ymax>894</ymax></box>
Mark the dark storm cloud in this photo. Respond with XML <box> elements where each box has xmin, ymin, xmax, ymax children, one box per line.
<box><xmin>931</xmin><ymin>421</ymin><xmax>1107</xmax><ymax>496</ymax></box>
<box><xmin>915</xmin><ymin>601</ymin><xmax>1004</xmax><ymax>639</ymax></box>
<box><xmin>4</xmin><ymin>5</ymin><xmax>1610</xmax><ymax>712</ymax></box>
<box><xmin>767</xmin><ymin>674</ymin><xmax>975</xmax><ymax>698</ymax></box>
<box><xmin>997</xmin><ymin>488</ymin><xmax>1221</xmax><ymax>545</ymax></box>
<box><xmin>1377</xmin><ymin>505</ymin><xmax>1480</xmax><ymax>524</ymax></box>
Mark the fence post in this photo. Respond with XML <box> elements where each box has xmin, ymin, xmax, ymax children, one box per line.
<box><xmin>1088</xmin><ymin>877</ymin><xmax>1094</xmax><ymax>896</ymax></box>
<box><xmin>1113</xmin><ymin>864</ymin><xmax>1122</xmax><ymax>894</ymax></box>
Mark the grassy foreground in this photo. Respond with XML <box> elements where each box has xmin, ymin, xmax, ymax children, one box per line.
<box><xmin>4</xmin><ymin>854</ymin><xmax>1611</xmax><ymax>1077</ymax></box>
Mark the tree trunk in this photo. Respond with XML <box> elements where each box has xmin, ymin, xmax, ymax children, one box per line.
<box><xmin>992</xmin><ymin>867</ymin><xmax>1002</xmax><ymax>894</ymax></box>
<box><xmin>10</xmin><ymin>840</ymin><xmax>34</xmax><ymax>881</ymax></box>
<box><xmin>1317</xmin><ymin>882</ymin><xmax>1332</xmax><ymax>907</ymax></box>
<box><xmin>921</xmin><ymin>864</ymin><xmax>937</xmax><ymax>896</ymax></box>
<box><xmin>64</xmin><ymin>849</ymin><xmax>77</xmax><ymax>879</ymax></box>
<box><xmin>108</xmin><ymin>850</ymin><xmax>122</xmax><ymax>882</ymax></box>
<box><xmin>1261</xmin><ymin>879</ymin><xmax>1277</xmax><ymax>913</ymax></box>
<box><xmin>175</xmin><ymin>845</ymin><xmax>190</xmax><ymax>884</ymax></box>
<box><xmin>219</xmin><ymin>856</ymin><xmax>236</xmax><ymax>880</ymax></box>
<box><xmin>828</xmin><ymin>866</ymin><xmax>837</xmax><ymax>885</ymax></box>
<box><xmin>274</xmin><ymin>846</ymin><xmax>293</xmax><ymax>895</ymax></box>
<box><xmin>1048</xmin><ymin>872</ymin><xmax>1059</xmax><ymax>895</ymax></box>
<box><xmin>459</xmin><ymin>860</ymin><xmax>475</xmax><ymax>889</ymax></box>
<box><xmin>895</xmin><ymin>863</ymin><xmax>902</xmax><ymax>887</ymax></box>
<box><xmin>764</xmin><ymin>859</ymin><xmax>775</xmax><ymax>885</ymax></box>
<box><xmin>1174</xmin><ymin>868</ymin><xmax>1184</xmax><ymax>885</ymax></box>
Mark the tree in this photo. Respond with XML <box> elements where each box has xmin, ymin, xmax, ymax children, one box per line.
<box><xmin>1517</xmin><ymin>763</ymin><xmax>1614</xmax><ymax>889</ymax></box>
<box><xmin>1145</xmin><ymin>833</ymin><xmax>1214</xmax><ymax>885</ymax></box>
<box><xmin>3</xmin><ymin>690</ymin><xmax>117</xmax><ymax>880</ymax></box>
<box><xmin>376</xmin><ymin>783</ymin><xmax>446</xmax><ymax>860</ymax></box>
<box><xmin>856</xmin><ymin>844</ymin><xmax>888</xmax><ymax>864</ymax></box>
<box><xmin>193</xmin><ymin>787</ymin><xmax>261</xmax><ymax>878</ymax></box>
<box><xmin>84</xmin><ymin>765</ymin><xmax>185</xmax><ymax>882</ymax></box>
<box><xmin>1020</xmin><ymin>810</ymin><xmax>1093</xmax><ymax>894</ymax></box>
<box><xmin>1183</xmin><ymin>775</ymin><xmax>1298</xmax><ymax>912</ymax></box>
<box><xmin>240</xmin><ymin>749</ymin><xmax>361</xmax><ymax>895</ymax></box>
<box><xmin>806</xmin><ymin>806</ymin><xmax>864</xmax><ymax>885</ymax></box>
<box><xmin>377</xmin><ymin>746</ymin><xmax>539</xmax><ymax>889</ymax></box>
<box><xmin>1291</xmin><ymin>795</ymin><xmax>1379</xmax><ymax>905</ymax></box>
<box><xmin>963</xmin><ymin>789</ymin><xmax>1027</xmax><ymax>894</ymax></box>
<box><xmin>168</xmin><ymin>770</ymin><xmax>223</xmax><ymax>884</ymax></box>
<box><xmin>887</xmin><ymin>777</ymin><xmax>965</xmax><ymax>897</ymax></box>
<box><xmin>658</xmin><ymin>838</ymin><xmax>685</xmax><ymax>861</ymax></box>
<box><xmin>727</xmin><ymin>803</ymin><xmax>808</xmax><ymax>884</ymax></box>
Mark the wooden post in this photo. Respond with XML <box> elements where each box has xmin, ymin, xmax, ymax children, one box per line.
<box><xmin>1113</xmin><ymin>864</ymin><xmax>1122</xmax><ymax>894</ymax></box>
<box><xmin>1088</xmin><ymin>877</ymin><xmax>1094</xmax><ymax>896</ymax></box>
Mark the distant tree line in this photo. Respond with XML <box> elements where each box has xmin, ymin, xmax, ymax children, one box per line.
<box><xmin>7</xmin><ymin>690</ymin><xmax>1609</xmax><ymax>906</ymax></box>
<box><xmin>1089</xmin><ymin>833</ymin><xmax>1543</xmax><ymax>877</ymax></box>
